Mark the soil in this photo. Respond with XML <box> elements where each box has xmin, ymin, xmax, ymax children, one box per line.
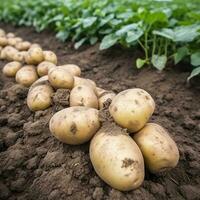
<box><xmin>0</xmin><ymin>23</ymin><xmax>200</xmax><ymax>200</ymax></box>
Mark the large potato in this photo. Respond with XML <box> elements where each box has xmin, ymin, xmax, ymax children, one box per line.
<box><xmin>16</xmin><ymin>65</ymin><xmax>38</xmax><ymax>87</ymax></box>
<box><xmin>109</xmin><ymin>88</ymin><xmax>155</xmax><ymax>132</ymax></box>
<box><xmin>60</xmin><ymin>64</ymin><xmax>81</xmax><ymax>76</ymax></box>
<box><xmin>74</xmin><ymin>76</ymin><xmax>96</xmax><ymax>91</ymax></box>
<box><xmin>15</xmin><ymin>41</ymin><xmax>31</xmax><ymax>51</ymax></box>
<box><xmin>7</xmin><ymin>32</ymin><xmax>15</xmax><ymax>38</ymax></box>
<box><xmin>0</xmin><ymin>29</ymin><xmax>5</xmax><ymax>37</ymax></box>
<box><xmin>90</xmin><ymin>125</ymin><xmax>145</xmax><ymax>191</ymax></box>
<box><xmin>2</xmin><ymin>61</ymin><xmax>22</xmax><ymax>77</ymax></box>
<box><xmin>25</xmin><ymin>46</ymin><xmax>44</xmax><ymax>65</ymax></box>
<box><xmin>70</xmin><ymin>85</ymin><xmax>98</xmax><ymax>109</ymax></box>
<box><xmin>133</xmin><ymin>123</ymin><xmax>179</xmax><ymax>173</ymax></box>
<box><xmin>37</xmin><ymin>61</ymin><xmax>56</xmax><ymax>77</ymax></box>
<box><xmin>43</xmin><ymin>50</ymin><xmax>57</xmax><ymax>64</ymax></box>
<box><xmin>48</xmin><ymin>67</ymin><xmax>74</xmax><ymax>89</ymax></box>
<box><xmin>27</xmin><ymin>84</ymin><xmax>53</xmax><ymax>111</ymax></box>
<box><xmin>99</xmin><ymin>92</ymin><xmax>116</xmax><ymax>109</ymax></box>
<box><xmin>0</xmin><ymin>37</ymin><xmax>8</xmax><ymax>46</ymax></box>
<box><xmin>49</xmin><ymin>106</ymin><xmax>100</xmax><ymax>145</ymax></box>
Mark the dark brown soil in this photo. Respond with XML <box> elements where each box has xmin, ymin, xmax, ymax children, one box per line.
<box><xmin>0</xmin><ymin>23</ymin><xmax>200</xmax><ymax>200</ymax></box>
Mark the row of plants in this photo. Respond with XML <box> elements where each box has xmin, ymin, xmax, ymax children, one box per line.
<box><xmin>1</xmin><ymin>0</ymin><xmax>200</xmax><ymax>79</ymax></box>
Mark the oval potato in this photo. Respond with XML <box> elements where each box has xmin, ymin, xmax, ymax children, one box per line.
<box><xmin>43</xmin><ymin>50</ymin><xmax>57</xmax><ymax>64</ymax></box>
<box><xmin>25</xmin><ymin>47</ymin><xmax>44</xmax><ymax>65</ymax></box>
<box><xmin>15</xmin><ymin>41</ymin><xmax>31</xmax><ymax>51</ymax></box>
<box><xmin>133</xmin><ymin>123</ymin><xmax>179</xmax><ymax>173</ymax></box>
<box><xmin>2</xmin><ymin>61</ymin><xmax>22</xmax><ymax>77</ymax></box>
<box><xmin>59</xmin><ymin>64</ymin><xmax>81</xmax><ymax>76</ymax></box>
<box><xmin>7</xmin><ymin>32</ymin><xmax>15</xmax><ymax>38</ymax></box>
<box><xmin>90</xmin><ymin>125</ymin><xmax>145</xmax><ymax>191</ymax></box>
<box><xmin>109</xmin><ymin>88</ymin><xmax>155</xmax><ymax>132</ymax></box>
<box><xmin>0</xmin><ymin>29</ymin><xmax>5</xmax><ymax>37</ymax></box>
<box><xmin>49</xmin><ymin>106</ymin><xmax>100</xmax><ymax>145</ymax></box>
<box><xmin>74</xmin><ymin>76</ymin><xmax>96</xmax><ymax>91</ymax></box>
<box><xmin>0</xmin><ymin>37</ymin><xmax>8</xmax><ymax>46</ymax></box>
<box><xmin>37</xmin><ymin>61</ymin><xmax>56</xmax><ymax>77</ymax></box>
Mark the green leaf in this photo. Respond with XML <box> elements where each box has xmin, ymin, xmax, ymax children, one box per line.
<box><xmin>126</xmin><ymin>29</ymin><xmax>143</xmax><ymax>43</ymax></box>
<box><xmin>90</xmin><ymin>37</ymin><xmax>98</xmax><ymax>45</ymax></box>
<box><xmin>136</xmin><ymin>58</ymin><xmax>146</xmax><ymax>69</ymax></box>
<box><xmin>187</xmin><ymin>67</ymin><xmax>200</xmax><ymax>81</ymax></box>
<box><xmin>174</xmin><ymin>46</ymin><xmax>189</xmax><ymax>65</ymax></box>
<box><xmin>100</xmin><ymin>34</ymin><xmax>119</xmax><ymax>50</ymax></box>
<box><xmin>74</xmin><ymin>38</ymin><xmax>87</xmax><ymax>49</ymax></box>
<box><xmin>191</xmin><ymin>52</ymin><xmax>200</xmax><ymax>66</ymax></box>
<box><xmin>151</xmin><ymin>55</ymin><xmax>167</xmax><ymax>70</ymax></box>
<box><xmin>116</xmin><ymin>24</ymin><xmax>139</xmax><ymax>37</ymax></box>
<box><xmin>145</xmin><ymin>11</ymin><xmax>168</xmax><ymax>24</ymax></box>
<box><xmin>82</xmin><ymin>17</ymin><xmax>97</xmax><ymax>28</ymax></box>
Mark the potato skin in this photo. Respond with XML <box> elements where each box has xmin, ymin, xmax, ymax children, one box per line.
<box><xmin>0</xmin><ymin>29</ymin><xmax>5</xmax><ymax>37</ymax></box>
<box><xmin>16</xmin><ymin>65</ymin><xmax>38</xmax><ymax>87</ymax></box>
<box><xmin>7</xmin><ymin>33</ymin><xmax>15</xmax><ymax>38</ymax></box>
<box><xmin>27</xmin><ymin>84</ymin><xmax>53</xmax><ymax>111</ymax></box>
<box><xmin>37</xmin><ymin>61</ymin><xmax>56</xmax><ymax>77</ymax></box>
<box><xmin>2</xmin><ymin>61</ymin><xmax>22</xmax><ymax>77</ymax></box>
<box><xmin>109</xmin><ymin>88</ymin><xmax>155</xmax><ymax>132</ymax></box>
<box><xmin>43</xmin><ymin>50</ymin><xmax>57</xmax><ymax>64</ymax></box>
<box><xmin>90</xmin><ymin>125</ymin><xmax>145</xmax><ymax>191</ymax></box>
<box><xmin>25</xmin><ymin>47</ymin><xmax>44</xmax><ymax>65</ymax></box>
<box><xmin>70</xmin><ymin>85</ymin><xmax>99</xmax><ymax>109</ymax></box>
<box><xmin>49</xmin><ymin>106</ymin><xmax>100</xmax><ymax>145</ymax></box>
<box><xmin>15</xmin><ymin>41</ymin><xmax>31</xmax><ymax>51</ymax></box>
<box><xmin>48</xmin><ymin>67</ymin><xmax>74</xmax><ymax>89</ymax></box>
<box><xmin>133</xmin><ymin>123</ymin><xmax>179</xmax><ymax>174</ymax></box>
<box><xmin>59</xmin><ymin>64</ymin><xmax>81</xmax><ymax>76</ymax></box>
<box><xmin>3</xmin><ymin>46</ymin><xmax>18</xmax><ymax>61</ymax></box>
<box><xmin>99</xmin><ymin>92</ymin><xmax>116</xmax><ymax>109</ymax></box>
<box><xmin>0</xmin><ymin>37</ymin><xmax>8</xmax><ymax>46</ymax></box>
<box><xmin>74</xmin><ymin>76</ymin><xmax>96</xmax><ymax>91</ymax></box>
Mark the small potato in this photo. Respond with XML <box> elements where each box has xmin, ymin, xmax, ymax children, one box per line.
<box><xmin>4</xmin><ymin>46</ymin><xmax>19</xmax><ymax>61</ymax></box>
<box><xmin>16</xmin><ymin>65</ymin><xmax>38</xmax><ymax>87</ymax></box>
<box><xmin>0</xmin><ymin>47</ymin><xmax>7</xmax><ymax>59</ymax></box>
<box><xmin>49</xmin><ymin>106</ymin><xmax>100</xmax><ymax>145</ymax></box>
<box><xmin>30</xmin><ymin>43</ymin><xmax>41</xmax><ymax>48</ymax></box>
<box><xmin>15</xmin><ymin>41</ymin><xmax>31</xmax><ymax>51</ymax></box>
<box><xmin>0</xmin><ymin>29</ymin><xmax>6</xmax><ymax>37</ymax></box>
<box><xmin>90</xmin><ymin>125</ymin><xmax>144</xmax><ymax>191</ymax></box>
<box><xmin>27</xmin><ymin>84</ymin><xmax>53</xmax><ymax>111</ymax></box>
<box><xmin>8</xmin><ymin>38</ymin><xmax>18</xmax><ymax>46</ymax></box>
<box><xmin>0</xmin><ymin>37</ymin><xmax>8</xmax><ymax>46</ymax></box>
<box><xmin>99</xmin><ymin>92</ymin><xmax>116</xmax><ymax>109</ymax></box>
<box><xmin>7</xmin><ymin>32</ymin><xmax>15</xmax><ymax>38</ymax></box>
<box><xmin>2</xmin><ymin>61</ymin><xmax>22</xmax><ymax>77</ymax></box>
<box><xmin>13</xmin><ymin>52</ymin><xmax>26</xmax><ymax>62</ymax></box>
<box><xmin>109</xmin><ymin>88</ymin><xmax>155</xmax><ymax>132</ymax></box>
<box><xmin>74</xmin><ymin>76</ymin><xmax>96</xmax><ymax>91</ymax></box>
<box><xmin>37</xmin><ymin>61</ymin><xmax>56</xmax><ymax>77</ymax></box>
<box><xmin>70</xmin><ymin>85</ymin><xmax>99</xmax><ymax>109</ymax></box>
<box><xmin>48</xmin><ymin>67</ymin><xmax>74</xmax><ymax>89</ymax></box>
<box><xmin>25</xmin><ymin>46</ymin><xmax>44</xmax><ymax>65</ymax></box>
<box><xmin>59</xmin><ymin>64</ymin><xmax>81</xmax><ymax>76</ymax></box>
<box><xmin>43</xmin><ymin>50</ymin><xmax>57</xmax><ymax>64</ymax></box>
<box><xmin>133</xmin><ymin>123</ymin><xmax>179</xmax><ymax>173</ymax></box>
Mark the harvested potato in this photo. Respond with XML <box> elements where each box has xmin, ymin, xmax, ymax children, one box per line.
<box><xmin>0</xmin><ymin>47</ymin><xmax>7</xmax><ymax>59</ymax></box>
<box><xmin>25</xmin><ymin>46</ymin><xmax>44</xmax><ymax>65</ymax></box>
<box><xmin>0</xmin><ymin>29</ymin><xmax>5</xmax><ymax>37</ymax></box>
<box><xmin>133</xmin><ymin>123</ymin><xmax>179</xmax><ymax>173</ymax></box>
<box><xmin>2</xmin><ymin>61</ymin><xmax>22</xmax><ymax>77</ymax></box>
<box><xmin>4</xmin><ymin>46</ymin><xmax>18</xmax><ymax>61</ymax></box>
<box><xmin>74</xmin><ymin>76</ymin><xmax>96</xmax><ymax>91</ymax></box>
<box><xmin>37</xmin><ymin>61</ymin><xmax>56</xmax><ymax>77</ymax></box>
<box><xmin>109</xmin><ymin>88</ymin><xmax>155</xmax><ymax>132</ymax></box>
<box><xmin>48</xmin><ymin>67</ymin><xmax>74</xmax><ymax>89</ymax></box>
<box><xmin>60</xmin><ymin>64</ymin><xmax>81</xmax><ymax>76</ymax></box>
<box><xmin>99</xmin><ymin>92</ymin><xmax>116</xmax><ymax>109</ymax></box>
<box><xmin>49</xmin><ymin>106</ymin><xmax>100</xmax><ymax>145</ymax></box>
<box><xmin>15</xmin><ymin>41</ymin><xmax>31</xmax><ymax>51</ymax></box>
<box><xmin>70</xmin><ymin>85</ymin><xmax>98</xmax><ymax>109</ymax></box>
<box><xmin>96</xmin><ymin>87</ymin><xmax>107</xmax><ymax>97</ymax></box>
<box><xmin>7</xmin><ymin>32</ymin><xmax>15</xmax><ymax>38</ymax></box>
<box><xmin>16</xmin><ymin>65</ymin><xmax>38</xmax><ymax>87</ymax></box>
<box><xmin>90</xmin><ymin>125</ymin><xmax>144</xmax><ymax>191</ymax></box>
<box><xmin>13</xmin><ymin>51</ymin><xmax>26</xmax><ymax>62</ymax></box>
<box><xmin>43</xmin><ymin>50</ymin><xmax>57</xmax><ymax>64</ymax></box>
<box><xmin>30</xmin><ymin>43</ymin><xmax>41</xmax><ymax>48</ymax></box>
<box><xmin>0</xmin><ymin>37</ymin><xmax>8</xmax><ymax>46</ymax></box>
<box><xmin>8</xmin><ymin>38</ymin><xmax>18</xmax><ymax>46</ymax></box>
<box><xmin>29</xmin><ymin>75</ymin><xmax>49</xmax><ymax>90</ymax></box>
<box><xmin>27</xmin><ymin>84</ymin><xmax>53</xmax><ymax>111</ymax></box>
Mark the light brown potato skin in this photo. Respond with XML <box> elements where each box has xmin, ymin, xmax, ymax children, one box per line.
<box><xmin>43</xmin><ymin>51</ymin><xmax>57</xmax><ymax>64</ymax></box>
<box><xmin>29</xmin><ymin>75</ymin><xmax>49</xmax><ymax>90</ymax></box>
<box><xmin>0</xmin><ymin>29</ymin><xmax>6</xmax><ymax>37</ymax></box>
<box><xmin>25</xmin><ymin>47</ymin><xmax>44</xmax><ymax>65</ymax></box>
<box><xmin>70</xmin><ymin>85</ymin><xmax>99</xmax><ymax>109</ymax></box>
<box><xmin>2</xmin><ymin>61</ymin><xmax>22</xmax><ymax>77</ymax></box>
<box><xmin>74</xmin><ymin>76</ymin><xmax>96</xmax><ymax>91</ymax></box>
<box><xmin>99</xmin><ymin>92</ymin><xmax>116</xmax><ymax>109</ymax></box>
<box><xmin>96</xmin><ymin>87</ymin><xmax>107</xmax><ymax>97</ymax></box>
<box><xmin>90</xmin><ymin>125</ymin><xmax>145</xmax><ymax>191</ymax></box>
<box><xmin>6</xmin><ymin>33</ymin><xmax>15</xmax><ymax>38</ymax></box>
<box><xmin>15</xmin><ymin>41</ymin><xmax>31</xmax><ymax>51</ymax></box>
<box><xmin>48</xmin><ymin>67</ymin><xmax>74</xmax><ymax>89</ymax></box>
<box><xmin>13</xmin><ymin>52</ymin><xmax>25</xmax><ymax>62</ymax></box>
<box><xmin>37</xmin><ymin>61</ymin><xmax>56</xmax><ymax>77</ymax></box>
<box><xmin>0</xmin><ymin>37</ymin><xmax>8</xmax><ymax>46</ymax></box>
<box><xmin>4</xmin><ymin>46</ymin><xmax>19</xmax><ymax>61</ymax></box>
<box><xmin>7</xmin><ymin>38</ymin><xmax>18</xmax><ymax>46</ymax></box>
<box><xmin>27</xmin><ymin>84</ymin><xmax>53</xmax><ymax>111</ymax></box>
<box><xmin>16</xmin><ymin>65</ymin><xmax>38</xmax><ymax>87</ymax></box>
<box><xmin>109</xmin><ymin>88</ymin><xmax>155</xmax><ymax>132</ymax></box>
<box><xmin>133</xmin><ymin>123</ymin><xmax>179</xmax><ymax>174</ymax></box>
<box><xmin>49</xmin><ymin>106</ymin><xmax>100</xmax><ymax>145</ymax></box>
<box><xmin>59</xmin><ymin>64</ymin><xmax>81</xmax><ymax>76</ymax></box>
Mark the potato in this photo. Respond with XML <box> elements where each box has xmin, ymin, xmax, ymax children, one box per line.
<box><xmin>2</xmin><ymin>61</ymin><xmax>22</xmax><ymax>77</ymax></box>
<box><xmin>15</xmin><ymin>41</ymin><xmax>31</xmax><ymax>51</ymax></box>
<box><xmin>0</xmin><ymin>47</ymin><xmax>7</xmax><ymax>59</ymax></box>
<box><xmin>30</xmin><ymin>43</ymin><xmax>41</xmax><ymax>48</ymax></box>
<box><xmin>27</xmin><ymin>84</ymin><xmax>53</xmax><ymax>111</ymax></box>
<box><xmin>109</xmin><ymin>88</ymin><xmax>155</xmax><ymax>132</ymax></box>
<box><xmin>59</xmin><ymin>64</ymin><xmax>81</xmax><ymax>76</ymax></box>
<box><xmin>25</xmin><ymin>46</ymin><xmax>44</xmax><ymax>65</ymax></box>
<box><xmin>70</xmin><ymin>85</ymin><xmax>98</xmax><ymax>109</ymax></box>
<box><xmin>48</xmin><ymin>67</ymin><xmax>74</xmax><ymax>89</ymax></box>
<box><xmin>0</xmin><ymin>37</ymin><xmax>8</xmax><ymax>46</ymax></box>
<box><xmin>99</xmin><ymin>92</ymin><xmax>116</xmax><ymax>109</ymax></box>
<box><xmin>13</xmin><ymin>51</ymin><xmax>26</xmax><ymax>62</ymax></box>
<box><xmin>29</xmin><ymin>75</ymin><xmax>49</xmax><ymax>90</ymax></box>
<box><xmin>90</xmin><ymin>125</ymin><xmax>144</xmax><ymax>191</ymax></box>
<box><xmin>133</xmin><ymin>123</ymin><xmax>179</xmax><ymax>173</ymax></box>
<box><xmin>0</xmin><ymin>29</ymin><xmax>5</xmax><ymax>37</ymax></box>
<box><xmin>4</xmin><ymin>46</ymin><xmax>18</xmax><ymax>61</ymax></box>
<box><xmin>7</xmin><ymin>32</ymin><xmax>15</xmax><ymax>38</ymax></box>
<box><xmin>96</xmin><ymin>87</ymin><xmax>107</xmax><ymax>97</ymax></box>
<box><xmin>16</xmin><ymin>65</ymin><xmax>38</xmax><ymax>87</ymax></box>
<box><xmin>8</xmin><ymin>38</ymin><xmax>18</xmax><ymax>46</ymax></box>
<box><xmin>74</xmin><ymin>76</ymin><xmax>96</xmax><ymax>91</ymax></box>
<box><xmin>43</xmin><ymin>50</ymin><xmax>57</xmax><ymax>64</ymax></box>
<box><xmin>37</xmin><ymin>61</ymin><xmax>56</xmax><ymax>77</ymax></box>
<box><xmin>49</xmin><ymin>106</ymin><xmax>100</xmax><ymax>145</ymax></box>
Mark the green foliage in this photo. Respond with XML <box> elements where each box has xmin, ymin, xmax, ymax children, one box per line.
<box><xmin>0</xmin><ymin>0</ymin><xmax>200</xmax><ymax>80</ymax></box>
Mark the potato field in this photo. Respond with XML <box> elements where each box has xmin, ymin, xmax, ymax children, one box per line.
<box><xmin>0</xmin><ymin>0</ymin><xmax>200</xmax><ymax>200</ymax></box>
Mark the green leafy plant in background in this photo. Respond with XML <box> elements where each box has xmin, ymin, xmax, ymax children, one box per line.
<box><xmin>0</xmin><ymin>0</ymin><xmax>200</xmax><ymax>80</ymax></box>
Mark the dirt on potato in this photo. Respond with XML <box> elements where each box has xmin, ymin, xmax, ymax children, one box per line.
<box><xmin>0</xmin><ymin>23</ymin><xmax>200</xmax><ymax>200</ymax></box>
